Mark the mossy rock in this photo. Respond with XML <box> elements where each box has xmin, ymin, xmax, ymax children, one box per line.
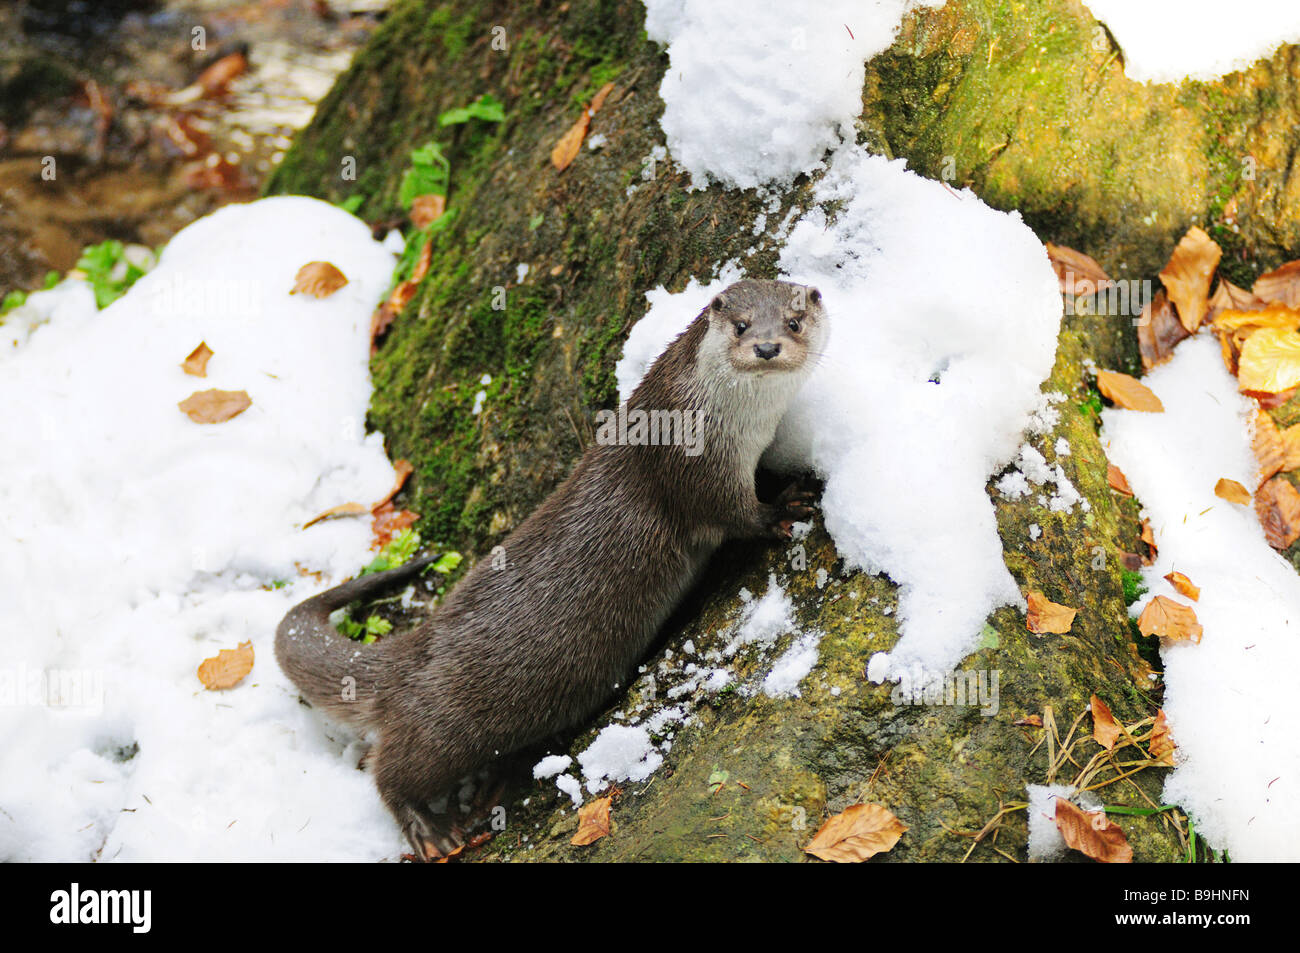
<box><xmin>264</xmin><ymin>0</ymin><xmax>1300</xmax><ymax>861</ymax></box>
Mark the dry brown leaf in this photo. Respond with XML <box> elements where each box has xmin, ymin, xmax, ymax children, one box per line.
<box><xmin>372</xmin><ymin>459</ymin><xmax>414</xmax><ymax>512</ymax></box>
<box><xmin>1237</xmin><ymin>328</ymin><xmax>1300</xmax><ymax>394</ymax></box>
<box><xmin>196</xmin><ymin>51</ymin><xmax>248</xmax><ymax>98</ymax></box>
<box><xmin>1107</xmin><ymin>463</ymin><xmax>1133</xmax><ymax>496</ymax></box>
<box><xmin>1149</xmin><ymin>709</ymin><xmax>1176</xmax><ymax>766</ymax></box>
<box><xmin>1281</xmin><ymin>422</ymin><xmax>1300</xmax><ymax>471</ymax></box>
<box><xmin>1120</xmin><ymin>551</ymin><xmax>1144</xmax><ymax>571</ymax></box>
<box><xmin>1255</xmin><ymin>476</ymin><xmax>1300</xmax><ymax>549</ymax></box>
<box><xmin>1097</xmin><ymin>369</ymin><xmax>1164</xmax><ymax>412</ymax></box>
<box><xmin>291</xmin><ymin>261</ymin><xmax>349</xmax><ymax>298</ymax></box>
<box><xmin>181</xmin><ymin>341</ymin><xmax>214</xmax><ymax>377</ymax></box>
<box><xmin>1164</xmin><ymin>571</ymin><xmax>1200</xmax><ymax>602</ymax></box>
<box><xmin>588</xmin><ymin>81</ymin><xmax>616</xmax><ymax>115</ymax></box>
<box><xmin>1045</xmin><ymin>243</ymin><xmax>1112</xmax><ymax>296</ymax></box>
<box><xmin>1243</xmin><ymin>387</ymin><xmax>1298</xmax><ymax>409</ymax></box>
<box><xmin>571</xmin><ymin>795</ymin><xmax>613</xmax><ymax>846</ymax></box>
<box><xmin>1136</xmin><ymin>289</ymin><xmax>1189</xmax><ymax>370</ymax></box>
<box><xmin>1159</xmin><ymin>226</ymin><xmax>1221</xmax><ymax>332</ymax></box>
<box><xmin>551</xmin><ymin>111</ymin><xmax>590</xmax><ymax>171</ymax></box>
<box><xmin>1254</xmin><ymin>410</ymin><xmax>1286</xmax><ymax>486</ymax></box>
<box><xmin>1026</xmin><ymin>590</ymin><xmax>1077</xmax><ymax>635</ymax></box>
<box><xmin>1013</xmin><ymin>714</ymin><xmax>1044</xmax><ymax>727</ymax></box>
<box><xmin>302</xmin><ymin>502</ymin><xmax>370</xmax><ymax>529</ymax></box>
<box><xmin>409</xmin><ymin>193</ymin><xmax>446</xmax><ymax>229</ymax></box>
<box><xmin>1140</xmin><ymin>518</ymin><xmax>1157</xmax><ymax>561</ymax></box>
<box><xmin>1253</xmin><ymin>259</ymin><xmax>1300</xmax><ymax>308</ymax></box>
<box><xmin>1053</xmin><ymin>797</ymin><xmax>1133</xmax><ymax>863</ymax></box>
<box><xmin>802</xmin><ymin>803</ymin><xmax>907</xmax><ymax>863</ymax></box>
<box><xmin>1211</xmin><ymin>302</ymin><xmax>1300</xmax><ymax>334</ymax></box>
<box><xmin>1208</xmin><ymin>277</ymin><xmax>1267</xmax><ymax>321</ymax></box>
<box><xmin>371</xmin><ymin>239</ymin><xmax>433</xmax><ymax>352</ymax></box>
<box><xmin>1214</xmin><ymin>477</ymin><xmax>1252</xmax><ymax>505</ymax></box>
<box><xmin>197</xmin><ymin>640</ymin><xmax>254</xmax><ymax>690</ymax></box>
<box><xmin>178</xmin><ymin>388</ymin><xmax>251</xmax><ymax>424</ymax></box>
<box><xmin>372</xmin><ymin>503</ymin><xmax>420</xmax><ymax>549</ymax></box>
<box><xmin>1090</xmin><ymin>694</ymin><xmax>1121</xmax><ymax>751</ymax></box>
<box><xmin>1137</xmin><ymin>595</ymin><xmax>1203</xmax><ymax>644</ymax></box>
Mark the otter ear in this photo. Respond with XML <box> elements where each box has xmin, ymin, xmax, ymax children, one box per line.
<box><xmin>710</xmin><ymin>294</ymin><xmax>726</xmax><ymax>312</ymax></box>
<box><xmin>808</xmin><ymin>287</ymin><xmax>822</xmax><ymax>305</ymax></box>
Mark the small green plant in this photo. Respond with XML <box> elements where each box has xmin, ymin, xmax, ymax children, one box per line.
<box><xmin>76</xmin><ymin>240</ymin><xmax>150</xmax><ymax>309</ymax></box>
<box><xmin>1</xmin><ymin>290</ymin><xmax>26</xmax><ymax>313</ymax></box>
<box><xmin>1077</xmin><ymin>389</ymin><xmax>1104</xmax><ymax>418</ymax></box>
<box><xmin>338</xmin><ymin>194</ymin><xmax>364</xmax><ymax>214</ymax></box>
<box><xmin>338</xmin><ymin>613</ymin><xmax>393</xmax><ymax>644</ymax></box>
<box><xmin>438</xmin><ymin>93</ymin><xmax>505</xmax><ymax>126</ymax></box>
<box><xmin>1121</xmin><ymin>569</ymin><xmax>1147</xmax><ymax>604</ymax></box>
<box><xmin>398</xmin><ymin>141</ymin><xmax>451</xmax><ymax>207</ymax></box>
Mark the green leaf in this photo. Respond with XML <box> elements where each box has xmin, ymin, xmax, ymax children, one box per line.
<box><xmin>398</xmin><ymin>141</ymin><xmax>450</xmax><ymax>207</ymax></box>
<box><xmin>339</xmin><ymin>194</ymin><xmax>364</xmax><ymax>214</ymax></box>
<box><xmin>1</xmin><ymin>290</ymin><xmax>26</xmax><ymax>313</ymax></box>
<box><xmin>439</xmin><ymin>93</ymin><xmax>505</xmax><ymax>126</ymax></box>
<box><xmin>432</xmin><ymin>552</ymin><xmax>462</xmax><ymax>573</ymax></box>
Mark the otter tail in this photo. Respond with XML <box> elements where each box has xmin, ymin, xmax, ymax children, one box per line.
<box><xmin>274</xmin><ymin>554</ymin><xmax>443</xmax><ymax>724</ymax></box>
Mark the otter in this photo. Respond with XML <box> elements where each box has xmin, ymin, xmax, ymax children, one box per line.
<box><xmin>275</xmin><ymin>278</ymin><xmax>827</xmax><ymax>859</ymax></box>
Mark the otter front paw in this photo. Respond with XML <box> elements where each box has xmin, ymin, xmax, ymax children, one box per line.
<box><xmin>763</xmin><ymin>482</ymin><xmax>818</xmax><ymax>539</ymax></box>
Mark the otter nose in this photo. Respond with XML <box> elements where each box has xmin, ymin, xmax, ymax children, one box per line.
<box><xmin>754</xmin><ymin>341</ymin><xmax>781</xmax><ymax>360</ymax></box>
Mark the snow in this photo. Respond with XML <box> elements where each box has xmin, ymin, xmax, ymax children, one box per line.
<box><xmin>1101</xmin><ymin>335</ymin><xmax>1300</xmax><ymax>861</ymax></box>
<box><xmin>0</xmin><ymin>196</ymin><xmax>407</xmax><ymax>861</ymax></box>
<box><xmin>722</xmin><ymin>575</ymin><xmax>795</xmax><ymax>657</ymax></box>
<box><xmin>576</xmin><ymin>724</ymin><xmax>664</xmax><ymax>795</ymax></box>
<box><xmin>618</xmin><ymin>147</ymin><xmax>1062</xmax><ymax>685</ymax></box>
<box><xmin>532</xmin><ymin>755</ymin><xmax>573</xmax><ymax>780</ymax></box>
<box><xmin>1026</xmin><ymin>784</ymin><xmax>1101</xmax><ymax>861</ymax></box>
<box><xmin>642</xmin><ymin>0</ymin><xmax>944</xmax><ymax>189</ymax></box>
<box><xmin>1083</xmin><ymin>1</ymin><xmax>1300</xmax><ymax>84</ymax></box>
<box><xmin>762</xmin><ymin>632</ymin><xmax>823</xmax><ymax>698</ymax></box>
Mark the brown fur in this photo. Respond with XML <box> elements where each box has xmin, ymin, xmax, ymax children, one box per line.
<box><xmin>274</xmin><ymin>278</ymin><xmax>827</xmax><ymax>857</ymax></box>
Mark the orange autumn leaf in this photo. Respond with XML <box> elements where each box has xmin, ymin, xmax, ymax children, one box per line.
<box><xmin>1137</xmin><ymin>289</ymin><xmax>1189</xmax><ymax>370</ymax></box>
<box><xmin>552</xmin><ymin>81</ymin><xmax>615</xmax><ymax>172</ymax></box>
<box><xmin>1097</xmin><ymin>369</ymin><xmax>1164</xmax><ymax>412</ymax></box>
<box><xmin>1159</xmin><ymin>226</ymin><xmax>1221</xmax><ymax>332</ymax></box>
<box><xmin>1281</xmin><ymin>422</ymin><xmax>1300</xmax><ymax>471</ymax></box>
<box><xmin>302</xmin><ymin>502</ymin><xmax>370</xmax><ymax>529</ymax></box>
<box><xmin>1150</xmin><ymin>709</ymin><xmax>1176</xmax><ymax>766</ymax></box>
<box><xmin>1107</xmin><ymin>464</ymin><xmax>1133</xmax><ymax>496</ymax></box>
<box><xmin>1255</xmin><ymin>476</ymin><xmax>1300</xmax><ymax>550</ymax></box>
<box><xmin>181</xmin><ymin>341</ymin><xmax>214</xmax><ymax>377</ymax></box>
<box><xmin>1053</xmin><ymin>797</ymin><xmax>1133</xmax><ymax>863</ymax></box>
<box><xmin>1090</xmin><ymin>694</ymin><xmax>1121</xmax><ymax>751</ymax></box>
<box><xmin>196</xmin><ymin>51</ymin><xmax>248</xmax><ymax>98</ymax></box>
<box><xmin>1026</xmin><ymin>590</ymin><xmax>1076</xmax><ymax>635</ymax></box>
<box><xmin>1211</xmin><ymin>301</ymin><xmax>1300</xmax><ymax>335</ymax></box>
<box><xmin>291</xmin><ymin>261</ymin><xmax>349</xmax><ymax>298</ymax></box>
<box><xmin>1164</xmin><ymin>571</ymin><xmax>1200</xmax><ymax>602</ymax></box>
<box><xmin>1140</xmin><ymin>518</ymin><xmax>1157</xmax><ymax>561</ymax></box>
<box><xmin>372</xmin><ymin>459</ymin><xmax>414</xmax><ymax>512</ymax></box>
<box><xmin>803</xmin><ymin>803</ymin><xmax>907</xmax><ymax>863</ymax></box>
<box><xmin>1137</xmin><ymin>595</ymin><xmax>1203</xmax><ymax>644</ymax></box>
<box><xmin>1013</xmin><ymin>714</ymin><xmax>1044</xmax><ymax>727</ymax></box>
<box><xmin>197</xmin><ymin>640</ymin><xmax>254</xmax><ymax>690</ymax></box>
<box><xmin>1208</xmin><ymin>277</ymin><xmax>1266</xmax><ymax>321</ymax></box>
<box><xmin>409</xmin><ymin>193</ymin><xmax>446</xmax><ymax>229</ymax></box>
<box><xmin>1214</xmin><ymin>477</ymin><xmax>1252</xmax><ymax>505</ymax></box>
<box><xmin>1237</xmin><ymin>327</ymin><xmax>1300</xmax><ymax>394</ymax></box>
<box><xmin>372</xmin><ymin>504</ymin><xmax>419</xmax><ymax>549</ymax></box>
<box><xmin>571</xmin><ymin>795</ymin><xmax>613</xmax><ymax>846</ymax></box>
<box><xmin>1045</xmin><ymin>243</ymin><xmax>1112</xmax><ymax>297</ymax></box>
<box><xmin>1254</xmin><ymin>410</ymin><xmax>1286</xmax><ymax>485</ymax></box>
<box><xmin>178</xmin><ymin>388</ymin><xmax>251</xmax><ymax>424</ymax></box>
<box><xmin>1253</xmin><ymin>259</ymin><xmax>1300</xmax><ymax>308</ymax></box>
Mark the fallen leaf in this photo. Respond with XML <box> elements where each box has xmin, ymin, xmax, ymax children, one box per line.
<box><xmin>291</xmin><ymin>261</ymin><xmax>349</xmax><ymax>298</ymax></box>
<box><xmin>1107</xmin><ymin>463</ymin><xmax>1133</xmax><ymax>496</ymax></box>
<box><xmin>372</xmin><ymin>504</ymin><xmax>419</xmax><ymax>548</ymax></box>
<box><xmin>1208</xmin><ymin>277</ymin><xmax>1266</xmax><ymax>320</ymax></box>
<box><xmin>1214</xmin><ymin>477</ymin><xmax>1252</xmax><ymax>505</ymax></box>
<box><xmin>1253</xmin><ymin>259</ymin><xmax>1300</xmax><ymax>308</ymax></box>
<box><xmin>1211</xmin><ymin>302</ymin><xmax>1300</xmax><ymax>334</ymax></box>
<box><xmin>1140</xmin><ymin>518</ymin><xmax>1157</xmax><ymax>561</ymax></box>
<box><xmin>1090</xmin><ymin>694</ymin><xmax>1121</xmax><ymax>751</ymax></box>
<box><xmin>1136</xmin><ymin>289</ymin><xmax>1189</xmax><ymax>370</ymax></box>
<box><xmin>588</xmin><ymin>81</ymin><xmax>616</xmax><ymax>115</ymax></box>
<box><xmin>1137</xmin><ymin>595</ymin><xmax>1203</xmax><ymax>644</ymax></box>
<box><xmin>571</xmin><ymin>795</ymin><xmax>613</xmax><ymax>845</ymax></box>
<box><xmin>371</xmin><ymin>239</ymin><xmax>433</xmax><ymax>352</ymax></box>
<box><xmin>1164</xmin><ymin>571</ymin><xmax>1200</xmax><ymax>601</ymax></box>
<box><xmin>409</xmin><ymin>193</ymin><xmax>446</xmax><ymax>229</ymax></box>
<box><xmin>1282</xmin><ymin>422</ymin><xmax>1300</xmax><ymax>471</ymax></box>
<box><xmin>1237</xmin><ymin>327</ymin><xmax>1300</xmax><ymax>394</ymax></box>
<box><xmin>181</xmin><ymin>341</ymin><xmax>214</xmax><ymax>377</ymax></box>
<box><xmin>1013</xmin><ymin>714</ymin><xmax>1044</xmax><ymax>727</ymax></box>
<box><xmin>1255</xmin><ymin>476</ymin><xmax>1300</xmax><ymax>549</ymax></box>
<box><xmin>1254</xmin><ymin>410</ymin><xmax>1286</xmax><ymax>485</ymax></box>
<box><xmin>1149</xmin><ymin>709</ymin><xmax>1176</xmax><ymax>766</ymax></box>
<box><xmin>372</xmin><ymin>459</ymin><xmax>414</xmax><ymax>512</ymax></box>
<box><xmin>196</xmin><ymin>51</ymin><xmax>248</xmax><ymax>98</ymax></box>
<box><xmin>1097</xmin><ymin>369</ymin><xmax>1164</xmax><ymax>412</ymax></box>
<box><xmin>551</xmin><ymin>110</ymin><xmax>590</xmax><ymax>171</ymax></box>
<box><xmin>1026</xmin><ymin>590</ymin><xmax>1077</xmax><ymax>634</ymax></box>
<box><xmin>302</xmin><ymin>502</ymin><xmax>370</xmax><ymax>529</ymax></box>
<box><xmin>803</xmin><ymin>803</ymin><xmax>907</xmax><ymax>863</ymax></box>
<box><xmin>1159</xmin><ymin>226</ymin><xmax>1221</xmax><ymax>332</ymax></box>
<box><xmin>178</xmin><ymin>388</ymin><xmax>251</xmax><ymax>424</ymax></box>
<box><xmin>1242</xmin><ymin>387</ymin><xmax>1297</xmax><ymax>409</ymax></box>
<box><xmin>1052</xmin><ymin>797</ymin><xmax>1133</xmax><ymax>863</ymax></box>
<box><xmin>1120</xmin><ymin>551</ymin><xmax>1144</xmax><ymax>571</ymax></box>
<box><xmin>1046</xmin><ymin>243</ymin><xmax>1112</xmax><ymax>296</ymax></box>
<box><xmin>197</xmin><ymin>640</ymin><xmax>254</xmax><ymax>690</ymax></box>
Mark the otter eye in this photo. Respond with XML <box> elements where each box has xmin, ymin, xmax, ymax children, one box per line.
<box><xmin>787</xmin><ymin>318</ymin><xmax>801</xmax><ymax>333</ymax></box>
<box><xmin>734</xmin><ymin>321</ymin><xmax>749</xmax><ymax>337</ymax></box>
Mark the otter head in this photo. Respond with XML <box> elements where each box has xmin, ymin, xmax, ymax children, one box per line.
<box><xmin>705</xmin><ymin>279</ymin><xmax>826</xmax><ymax>378</ymax></box>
